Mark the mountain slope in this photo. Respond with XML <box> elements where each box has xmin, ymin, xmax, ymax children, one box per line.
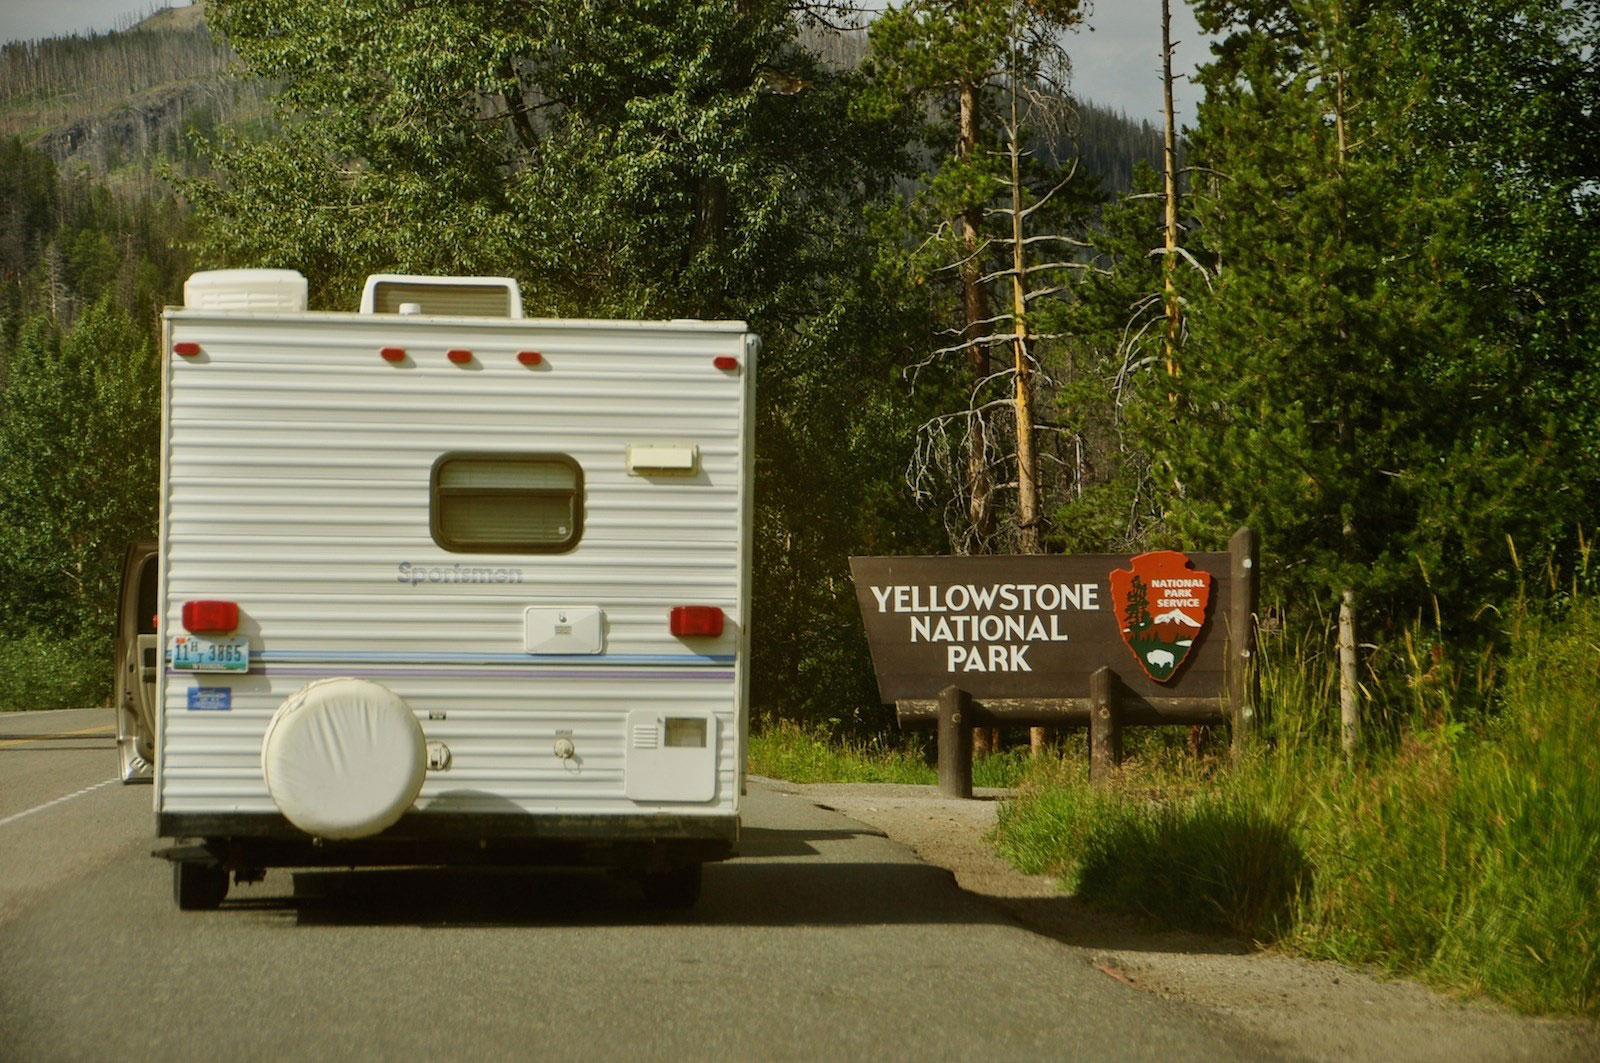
<box><xmin>0</xmin><ymin>3</ymin><xmax>269</xmax><ymax>176</ymax></box>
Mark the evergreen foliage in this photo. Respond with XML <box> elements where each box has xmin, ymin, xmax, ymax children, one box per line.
<box><xmin>1050</xmin><ymin>162</ymin><xmax>1171</xmax><ymax>552</ymax></box>
<box><xmin>1</xmin><ymin>1</ymin><xmax>1597</xmax><ymax>1011</ymax></box>
<box><xmin>0</xmin><ymin>8</ymin><xmax>272</xmax><ymax>181</ymax></box>
<box><xmin>0</xmin><ymin>134</ymin><xmax>187</xmax><ymax>707</ymax></box>
<box><xmin>1070</xmin><ymin>104</ymin><xmax>1165</xmax><ymax>196</ymax></box>
<box><xmin>0</xmin><ymin>8</ymin><xmax>230</xmax><ymax>113</ymax></box>
<box><xmin>1154</xmin><ymin>0</ymin><xmax>1600</xmax><ymax>656</ymax></box>
<box><xmin>0</xmin><ymin>137</ymin><xmax>191</xmax><ymax>336</ymax></box>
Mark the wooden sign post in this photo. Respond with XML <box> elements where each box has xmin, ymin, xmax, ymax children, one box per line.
<box><xmin>851</xmin><ymin>528</ymin><xmax>1258</xmax><ymax>794</ymax></box>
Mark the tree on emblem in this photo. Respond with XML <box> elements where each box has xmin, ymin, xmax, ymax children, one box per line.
<box><xmin>1123</xmin><ymin>575</ymin><xmax>1152</xmax><ymax>639</ymax></box>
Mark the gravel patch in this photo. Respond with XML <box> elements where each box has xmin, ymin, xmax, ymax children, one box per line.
<box><xmin>758</xmin><ymin>777</ymin><xmax>1599</xmax><ymax>1062</ymax></box>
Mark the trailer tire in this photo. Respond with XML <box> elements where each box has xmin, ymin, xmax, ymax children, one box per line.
<box><xmin>639</xmin><ymin>863</ymin><xmax>702</xmax><ymax>909</ymax></box>
<box><xmin>174</xmin><ymin>862</ymin><xmax>229</xmax><ymax>911</ymax></box>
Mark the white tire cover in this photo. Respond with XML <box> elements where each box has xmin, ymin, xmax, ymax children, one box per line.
<box><xmin>261</xmin><ymin>678</ymin><xmax>426</xmax><ymax>840</ymax></box>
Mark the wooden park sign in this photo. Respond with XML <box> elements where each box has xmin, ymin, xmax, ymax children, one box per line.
<box><xmin>850</xmin><ymin>528</ymin><xmax>1259</xmax><ymax>795</ymax></box>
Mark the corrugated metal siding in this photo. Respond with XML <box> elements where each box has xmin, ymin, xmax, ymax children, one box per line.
<box><xmin>156</xmin><ymin>312</ymin><xmax>752</xmax><ymax>821</ymax></box>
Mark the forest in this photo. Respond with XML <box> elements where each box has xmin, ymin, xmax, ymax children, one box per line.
<box><xmin>1</xmin><ymin>0</ymin><xmax>1596</xmax><ymax>1015</ymax></box>
<box><xmin>3</xmin><ymin>0</ymin><xmax>1591</xmax><ymax>729</ymax></box>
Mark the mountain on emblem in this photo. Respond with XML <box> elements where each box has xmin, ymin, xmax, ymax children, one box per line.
<box><xmin>1109</xmin><ymin>551</ymin><xmax>1213</xmax><ymax>683</ymax></box>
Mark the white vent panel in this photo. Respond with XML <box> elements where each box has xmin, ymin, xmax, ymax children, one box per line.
<box><xmin>624</xmin><ymin>711</ymin><xmax>716</xmax><ymax>803</ymax></box>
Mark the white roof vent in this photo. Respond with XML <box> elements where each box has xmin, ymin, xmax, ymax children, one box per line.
<box><xmin>184</xmin><ymin>269</ymin><xmax>308</xmax><ymax>312</ymax></box>
<box><xmin>360</xmin><ymin>274</ymin><xmax>524</xmax><ymax>318</ymax></box>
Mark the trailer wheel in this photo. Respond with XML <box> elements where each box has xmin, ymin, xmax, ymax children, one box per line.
<box><xmin>173</xmin><ymin>862</ymin><xmax>230</xmax><ymax>911</ymax></box>
<box><xmin>638</xmin><ymin>864</ymin><xmax>702</xmax><ymax>909</ymax></box>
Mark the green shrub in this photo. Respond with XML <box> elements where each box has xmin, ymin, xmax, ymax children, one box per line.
<box><xmin>996</xmin><ymin>778</ymin><xmax>1308</xmax><ymax>939</ymax></box>
<box><xmin>0</xmin><ymin>629</ymin><xmax>109</xmax><ymax>710</ymax></box>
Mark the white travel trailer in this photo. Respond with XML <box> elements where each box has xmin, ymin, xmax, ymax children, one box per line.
<box><xmin>134</xmin><ymin>270</ymin><xmax>756</xmax><ymax>909</ymax></box>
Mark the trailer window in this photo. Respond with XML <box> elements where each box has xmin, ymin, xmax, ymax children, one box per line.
<box><xmin>431</xmin><ymin>453</ymin><xmax>583</xmax><ymax>553</ymax></box>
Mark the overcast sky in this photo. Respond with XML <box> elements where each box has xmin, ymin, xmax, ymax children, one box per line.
<box><xmin>1072</xmin><ymin>4</ymin><xmax>1211</xmax><ymax>127</ymax></box>
<box><xmin>0</xmin><ymin>1</ymin><xmax>1212</xmax><ymax>127</ymax></box>
<box><xmin>0</xmin><ymin>1</ymin><xmax>185</xmax><ymax>43</ymax></box>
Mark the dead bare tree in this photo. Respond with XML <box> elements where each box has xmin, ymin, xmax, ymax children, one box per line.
<box><xmin>880</xmin><ymin>2</ymin><xmax>1090</xmax><ymax>757</ymax></box>
<box><xmin>898</xmin><ymin>6</ymin><xmax>1098</xmax><ymax>754</ymax></box>
<box><xmin>1161</xmin><ymin>0</ymin><xmax>1183</xmax><ymax>388</ymax></box>
<box><xmin>905</xmin><ymin>3</ymin><xmax>1092</xmax><ymax>558</ymax></box>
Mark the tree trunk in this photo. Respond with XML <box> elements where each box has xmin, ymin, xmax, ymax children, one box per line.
<box><xmin>1003</xmin><ymin>79</ymin><xmax>1047</xmax><ymax>756</ymax></box>
<box><xmin>958</xmin><ymin>77</ymin><xmax>993</xmax><ymax>550</ymax></box>
<box><xmin>1339</xmin><ymin>588</ymin><xmax>1359</xmax><ymax>753</ymax></box>
<box><xmin>1331</xmin><ymin>4</ymin><xmax>1360</xmax><ymax>757</ymax></box>
<box><xmin>958</xmin><ymin>77</ymin><xmax>999</xmax><ymax>758</ymax></box>
<box><xmin>1160</xmin><ymin>0</ymin><xmax>1182</xmax><ymax>386</ymax></box>
<box><xmin>1008</xmin><ymin>84</ymin><xmax>1040</xmax><ymax>557</ymax></box>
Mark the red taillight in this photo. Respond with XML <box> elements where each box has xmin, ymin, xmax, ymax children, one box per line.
<box><xmin>670</xmin><ymin>605</ymin><xmax>724</xmax><ymax>637</ymax></box>
<box><xmin>447</xmin><ymin>349</ymin><xmax>473</xmax><ymax>364</ymax></box>
<box><xmin>380</xmin><ymin>347</ymin><xmax>406</xmax><ymax>363</ymax></box>
<box><xmin>182</xmin><ymin>600</ymin><xmax>239</xmax><ymax>634</ymax></box>
<box><xmin>173</xmin><ymin>342</ymin><xmax>201</xmax><ymax>357</ymax></box>
<box><xmin>713</xmin><ymin>356</ymin><xmax>739</xmax><ymax>372</ymax></box>
<box><xmin>518</xmin><ymin>351</ymin><xmax>543</xmax><ymax>366</ymax></box>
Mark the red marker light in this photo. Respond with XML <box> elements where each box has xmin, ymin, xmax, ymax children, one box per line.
<box><xmin>669</xmin><ymin>606</ymin><xmax>724</xmax><ymax>637</ymax></box>
<box><xmin>713</xmin><ymin>356</ymin><xmax>739</xmax><ymax>372</ymax></box>
<box><xmin>380</xmin><ymin>347</ymin><xmax>406</xmax><ymax>363</ymax></box>
<box><xmin>447</xmin><ymin>349</ymin><xmax>473</xmax><ymax>364</ymax></box>
<box><xmin>517</xmin><ymin>351</ymin><xmax>543</xmax><ymax>366</ymax></box>
<box><xmin>182</xmin><ymin>600</ymin><xmax>239</xmax><ymax>635</ymax></box>
<box><xmin>174</xmin><ymin>342</ymin><xmax>201</xmax><ymax>357</ymax></box>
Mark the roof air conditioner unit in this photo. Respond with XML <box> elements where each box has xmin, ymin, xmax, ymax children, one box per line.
<box><xmin>184</xmin><ymin>270</ymin><xmax>309</xmax><ymax>312</ymax></box>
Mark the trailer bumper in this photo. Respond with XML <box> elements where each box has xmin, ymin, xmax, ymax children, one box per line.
<box><xmin>155</xmin><ymin>810</ymin><xmax>738</xmax><ymax>871</ymax></box>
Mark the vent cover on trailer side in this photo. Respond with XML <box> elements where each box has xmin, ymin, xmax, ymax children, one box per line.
<box><xmin>624</xmin><ymin>710</ymin><xmax>717</xmax><ymax>803</ymax></box>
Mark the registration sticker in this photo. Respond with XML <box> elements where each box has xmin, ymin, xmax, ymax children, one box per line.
<box><xmin>171</xmin><ymin>635</ymin><xmax>249</xmax><ymax>673</ymax></box>
<box><xmin>187</xmin><ymin>687</ymin><xmax>232</xmax><ymax>711</ymax></box>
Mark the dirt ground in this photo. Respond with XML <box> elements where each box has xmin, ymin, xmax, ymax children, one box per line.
<box><xmin>759</xmin><ymin>777</ymin><xmax>1600</xmax><ymax>1062</ymax></box>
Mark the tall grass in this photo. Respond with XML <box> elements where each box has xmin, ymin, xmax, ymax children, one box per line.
<box><xmin>995</xmin><ymin>600</ymin><xmax>1600</xmax><ymax>1016</ymax></box>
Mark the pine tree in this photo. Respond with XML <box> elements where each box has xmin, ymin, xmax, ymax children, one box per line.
<box><xmin>1176</xmin><ymin>0</ymin><xmax>1600</xmax><ymax>745</ymax></box>
<box><xmin>1051</xmin><ymin>162</ymin><xmax>1169</xmax><ymax>553</ymax></box>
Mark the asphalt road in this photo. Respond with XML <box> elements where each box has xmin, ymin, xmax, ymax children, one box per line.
<box><xmin>1</xmin><ymin>708</ymin><xmax>1276</xmax><ymax>1061</ymax></box>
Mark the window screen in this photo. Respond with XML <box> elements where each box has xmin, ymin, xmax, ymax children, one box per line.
<box><xmin>431</xmin><ymin>453</ymin><xmax>583</xmax><ymax>553</ymax></box>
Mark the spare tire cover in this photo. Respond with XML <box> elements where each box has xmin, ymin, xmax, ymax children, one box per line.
<box><xmin>261</xmin><ymin>678</ymin><xmax>426</xmax><ymax>839</ymax></box>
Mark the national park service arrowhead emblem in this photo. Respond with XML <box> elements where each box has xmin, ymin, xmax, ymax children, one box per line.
<box><xmin>1109</xmin><ymin>551</ymin><xmax>1213</xmax><ymax>683</ymax></box>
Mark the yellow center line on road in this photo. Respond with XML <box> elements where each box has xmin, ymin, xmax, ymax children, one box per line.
<box><xmin>0</xmin><ymin>723</ymin><xmax>115</xmax><ymax>749</ymax></box>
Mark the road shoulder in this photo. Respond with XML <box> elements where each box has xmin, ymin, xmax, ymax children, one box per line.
<box><xmin>759</xmin><ymin>777</ymin><xmax>1600</xmax><ymax>1063</ymax></box>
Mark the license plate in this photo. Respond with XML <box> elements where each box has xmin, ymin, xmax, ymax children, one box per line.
<box><xmin>171</xmin><ymin>635</ymin><xmax>250</xmax><ymax>673</ymax></box>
